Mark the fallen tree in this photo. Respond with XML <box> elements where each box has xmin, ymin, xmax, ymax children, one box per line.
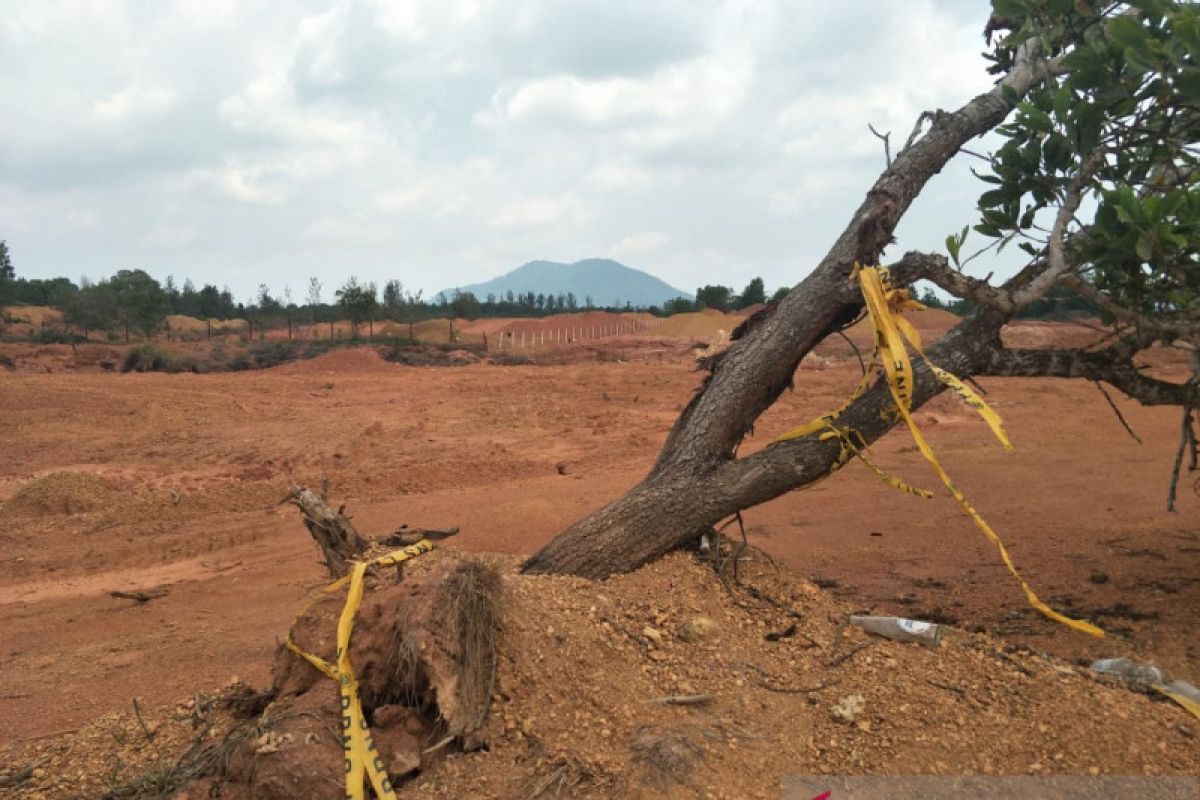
<box><xmin>524</xmin><ymin>1</ymin><xmax>1199</xmax><ymax>579</ymax></box>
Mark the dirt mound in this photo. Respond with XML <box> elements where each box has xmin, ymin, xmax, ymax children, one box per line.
<box><xmin>2</xmin><ymin>471</ymin><xmax>120</xmax><ymax>516</ymax></box>
<box><xmin>657</xmin><ymin>309</ymin><xmax>741</xmax><ymax>341</ymax></box>
<box><xmin>2</xmin><ymin>305</ymin><xmax>61</xmax><ymax>326</ymax></box>
<box><xmin>12</xmin><ymin>550</ymin><xmax>1188</xmax><ymax>799</ymax></box>
<box><xmin>409</xmin><ymin>318</ymin><xmax>458</xmax><ymax>343</ymax></box>
<box><xmin>271</xmin><ymin>346</ymin><xmax>393</xmax><ymax>374</ymax></box>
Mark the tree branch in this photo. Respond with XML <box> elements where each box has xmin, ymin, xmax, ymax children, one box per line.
<box><xmin>978</xmin><ymin>344</ymin><xmax>1194</xmax><ymax>407</ymax></box>
<box><xmin>651</xmin><ymin>39</ymin><xmax>1060</xmax><ymax>472</ymax></box>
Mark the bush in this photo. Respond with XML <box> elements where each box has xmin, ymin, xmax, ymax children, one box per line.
<box><xmin>31</xmin><ymin>328</ymin><xmax>85</xmax><ymax>344</ymax></box>
<box><xmin>120</xmin><ymin>344</ymin><xmax>200</xmax><ymax>373</ymax></box>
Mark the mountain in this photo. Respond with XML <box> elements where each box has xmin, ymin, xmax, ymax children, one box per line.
<box><xmin>439</xmin><ymin>259</ymin><xmax>691</xmax><ymax>308</ymax></box>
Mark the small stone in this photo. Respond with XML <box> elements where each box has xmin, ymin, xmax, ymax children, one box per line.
<box><xmin>678</xmin><ymin>616</ymin><xmax>718</xmax><ymax>643</ymax></box>
<box><xmin>642</xmin><ymin>626</ymin><xmax>663</xmax><ymax>645</ymax></box>
<box><xmin>390</xmin><ymin>749</ymin><xmax>421</xmax><ymax>777</ymax></box>
<box><xmin>830</xmin><ymin>694</ymin><xmax>866</xmax><ymax>724</ymax></box>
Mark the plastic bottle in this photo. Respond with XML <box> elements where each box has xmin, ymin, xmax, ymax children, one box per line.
<box><xmin>1090</xmin><ymin>657</ymin><xmax>1164</xmax><ymax>686</ymax></box>
<box><xmin>848</xmin><ymin>615</ymin><xmax>942</xmax><ymax>647</ymax></box>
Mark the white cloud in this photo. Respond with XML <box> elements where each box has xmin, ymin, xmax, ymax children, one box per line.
<box><xmin>93</xmin><ymin>83</ymin><xmax>175</xmax><ymax>122</ymax></box>
<box><xmin>140</xmin><ymin>223</ymin><xmax>196</xmax><ymax>250</ymax></box>
<box><xmin>0</xmin><ymin>0</ymin><xmax>1014</xmax><ymax>299</ymax></box>
<box><xmin>477</xmin><ymin>54</ymin><xmax>750</xmax><ymax>139</ymax></box>
<box><xmin>488</xmin><ymin>192</ymin><xmax>588</xmax><ymax>229</ymax></box>
<box><xmin>613</xmin><ymin>231</ymin><xmax>670</xmax><ymax>256</ymax></box>
<box><xmin>587</xmin><ymin>163</ymin><xmax>653</xmax><ymax>192</ymax></box>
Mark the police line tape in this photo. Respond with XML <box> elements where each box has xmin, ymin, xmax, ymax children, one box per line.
<box><xmin>285</xmin><ymin>539</ymin><xmax>434</xmax><ymax>800</ymax></box>
<box><xmin>776</xmin><ymin>265</ymin><xmax>1104</xmax><ymax>639</ymax></box>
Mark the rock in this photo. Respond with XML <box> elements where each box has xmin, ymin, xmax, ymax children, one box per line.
<box><xmin>389</xmin><ymin>749</ymin><xmax>421</xmax><ymax>777</ymax></box>
<box><xmin>830</xmin><ymin>694</ymin><xmax>866</xmax><ymax>724</ymax></box>
<box><xmin>642</xmin><ymin>626</ymin><xmax>663</xmax><ymax>646</ymax></box>
<box><xmin>677</xmin><ymin>616</ymin><xmax>718</xmax><ymax>643</ymax></box>
<box><xmin>555</xmin><ymin>461</ymin><xmax>569</xmax><ymax>475</ymax></box>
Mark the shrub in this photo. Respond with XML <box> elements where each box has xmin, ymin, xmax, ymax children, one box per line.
<box><xmin>31</xmin><ymin>328</ymin><xmax>85</xmax><ymax>344</ymax></box>
<box><xmin>120</xmin><ymin>344</ymin><xmax>199</xmax><ymax>373</ymax></box>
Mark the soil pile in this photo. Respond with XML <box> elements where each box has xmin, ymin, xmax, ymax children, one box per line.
<box><xmin>656</xmin><ymin>309</ymin><xmax>738</xmax><ymax>341</ymax></box>
<box><xmin>271</xmin><ymin>346</ymin><xmax>394</xmax><ymax>375</ymax></box>
<box><xmin>2</xmin><ymin>472</ymin><xmax>120</xmax><ymax>516</ymax></box>
<box><xmin>5</xmin><ymin>550</ymin><xmax>1194</xmax><ymax>799</ymax></box>
<box><xmin>1</xmin><ymin>305</ymin><xmax>61</xmax><ymax>326</ymax></box>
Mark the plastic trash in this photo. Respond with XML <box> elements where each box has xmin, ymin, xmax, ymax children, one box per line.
<box><xmin>848</xmin><ymin>615</ymin><xmax>942</xmax><ymax>647</ymax></box>
<box><xmin>1160</xmin><ymin>679</ymin><xmax>1200</xmax><ymax>704</ymax></box>
<box><xmin>1090</xmin><ymin>657</ymin><xmax>1163</xmax><ymax>686</ymax></box>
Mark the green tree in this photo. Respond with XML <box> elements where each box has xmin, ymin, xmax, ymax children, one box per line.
<box><xmin>0</xmin><ymin>240</ymin><xmax>13</xmax><ymax>306</ymax></box>
<box><xmin>336</xmin><ymin>276</ymin><xmax>376</xmax><ymax>340</ymax></box>
<box><xmin>695</xmin><ymin>285</ymin><xmax>733</xmax><ymax>311</ymax></box>
<box><xmin>62</xmin><ymin>281</ymin><xmax>118</xmax><ymax>338</ymax></box>
<box><xmin>738</xmin><ymin>277</ymin><xmax>766</xmax><ymax>309</ymax></box>
<box><xmin>107</xmin><ymin>270</ymin><xmax>168</xmax><ymax>342</ymax></box>
<box><xmin>382</xmin><ymin>279</ymin><xmax>403</xmax><ymax>320</ymax></box>
<box><xmin>526</xmin><ymin>0</ymin><xmax>1200</xmax><ymax>578</ymax></box>
<box><xmin>450</xmin><ymin>290</ymin><xmax>480</xmax><ymax>320</ymax></box>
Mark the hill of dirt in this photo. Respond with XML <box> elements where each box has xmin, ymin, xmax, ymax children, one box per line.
<box><xmin>656</xmin><ymin>309</ymin><xmax>740</xmax><ymax>340</ymax></box>
<box><xmin>2</xmin><ymin>305</ymin><xmax>62</xmax><ymax>326</ymax></box>
<box><xmin>1</xmin><ymin>471</ymin><xmax>120</xmax><ymax>516</ymax></box>
<box><xmin>270</xmin><ymin>346</ymin><xmax>396</xmax><ymax>375</ymax></box>
<box><xmin>4</xmin><ymin>551</ymin><xmax>1196</xmax><ymax>799</ymax></box>
<box><xmin>0</xmin><ymin>317</ymin><xmax>1197</xmax><ymax>798</ymax></box>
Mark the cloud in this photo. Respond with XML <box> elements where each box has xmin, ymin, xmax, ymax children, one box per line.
<box><xmin>488</xmin><ymin>192</ymin><xmax>588</xmax><ymax>229</ymax></box>
<box><xmin>0</xmin><ymin>0</ymin><xmax>1016</xmax><ymax>300</ymax></box>
<box><xmin>613</xmin><ymin>231</ymin><xmax>670</xmax><ymax>256</ymax></box>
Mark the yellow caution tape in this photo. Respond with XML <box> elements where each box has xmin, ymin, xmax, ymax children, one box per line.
<box><xmin>825</xmin><ymin>424</ymin><xmax>934</xmax><ymax>499</ymax></box>
<box><xmin>1152</xmin><ymin>683</ymin><xmax>1200</xmax><ymax>722</ymax></box>
<box><xmin>285</xmin><ymin>540</ymin><xmax>434</xmax><ymax>800</ymax></box>
<box><xmin>776</xmin><ymin>265</ymin><xmax>1102</xmax><ymax>638</ymax></box>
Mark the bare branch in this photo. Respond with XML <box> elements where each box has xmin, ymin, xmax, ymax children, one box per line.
<box><xmin>1093</xmin><ymin>380</ymin><xmax>1143</xmax><ymax>444</ymax></box>
<box><xmin>902</xmin><ymin>111</ymin><xmax>935</xmax><ymax>152</ymax></box>
<box><xmin>979</xmin><ymin>344</ymin><xmax>1194</xmax><ymax>408</ymax></box>
<box><xmin>867</xmin><ymin>123</ymin><xmax>892</xmax><ymax>168</ymax></box>
<box><xmin>1008</xmin><ymin>154</ymin><xmax>1102</xmax><ymax>308</ymax></box>
<box><xmin>1059</xmin><ymin>273</ymin><xmax>1199</xmax><ymax>339</ymax></box>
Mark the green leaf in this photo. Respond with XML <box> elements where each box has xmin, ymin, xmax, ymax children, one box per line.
<box><xmin>1073</xmin><ymin>102</ymin><xmax>1103</xmax><ymax>152</ymax></box>
<box><xmin>1018</xmin><ymin>101</ymin><xmax>1054</xmax><ymax>133</ymax></box>
<box><xmin>979</xmin><ymin>189</ymin><xmax>1011</xmax><ymax>208</ymax></box>
<box><xmin>992</xmin><ymin>0</ymin><xmax>1027</xmax><ymax>19</ymax></box>
<box><xmin>1108</xmin><ymin>17</ymin><xmax>1150</xmax><ymax>51</ymax></box>
<box><xmin>1135</xmin><ymin>235</ymin><xmax>1154</xmax><ymax>261</ymax></box>
<box><xmin>945</xmin><ymin>235</ymin><xmax>961</xmax><ymax>266</ymax></box>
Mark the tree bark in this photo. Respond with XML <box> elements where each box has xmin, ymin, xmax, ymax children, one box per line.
<box><xmin>523</xmin><ymin>42</ymin><xmax>1060</xmax><ymax>578</ymax></box>
<box><xmin>523</xmin><ymin>311</ymin><xmax>1007</xmax><ymax>577</ymax></box>
<box><xmin>283</xmin><ymin>484</ymin><xmax>367</xmax><ymax>578</ymax></box>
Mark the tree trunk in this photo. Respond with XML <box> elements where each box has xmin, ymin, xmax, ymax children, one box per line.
<box><xmin>523</xmin><ymin>44</ymin><xmax>1058</xmax><ymax>578</ymax></box>
<box><xmin>523</xmin><ymin>312</ymin><xmax>1005</xmax><ymax>577</ymax></box>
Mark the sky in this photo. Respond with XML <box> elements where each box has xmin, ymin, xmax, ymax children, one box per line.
<box><xmin>0</xmin><ymin>0</ymin><xmax>1010</xmax><ymax>303</ymax></box>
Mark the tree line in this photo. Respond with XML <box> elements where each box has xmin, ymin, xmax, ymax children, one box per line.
<box><xmin>0</xmin><ymin>247</ymin><xmax>791</xmax><ymax>343</ymax></box>
<box><xmin>0</xmin><ymin>237</ymin><xmax>1097</xmax><ymax>345</ymax></box>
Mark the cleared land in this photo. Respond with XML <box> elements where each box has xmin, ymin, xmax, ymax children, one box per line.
<box><xmin>0</xmin><ymin>312</ymin><xmax>1196</xmax><ymax>794</ymax></box>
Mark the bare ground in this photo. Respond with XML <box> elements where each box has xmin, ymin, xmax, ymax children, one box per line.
<box><xmin>0</xmin><ymin>318</ymin><xmax>1196</xmax><ymax>796</ymax></box>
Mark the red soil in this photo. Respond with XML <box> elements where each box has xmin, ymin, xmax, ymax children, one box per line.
<box><xmin>0</xmin><ymin>318</ymin><xmax>1196</xmax><ymax>795</ymax></box>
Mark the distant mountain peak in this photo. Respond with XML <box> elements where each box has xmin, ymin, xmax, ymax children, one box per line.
<box><xmin>440</xmin><ymin>258</ymin><xmax>690</xmax><ymax>308</ymax></box>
